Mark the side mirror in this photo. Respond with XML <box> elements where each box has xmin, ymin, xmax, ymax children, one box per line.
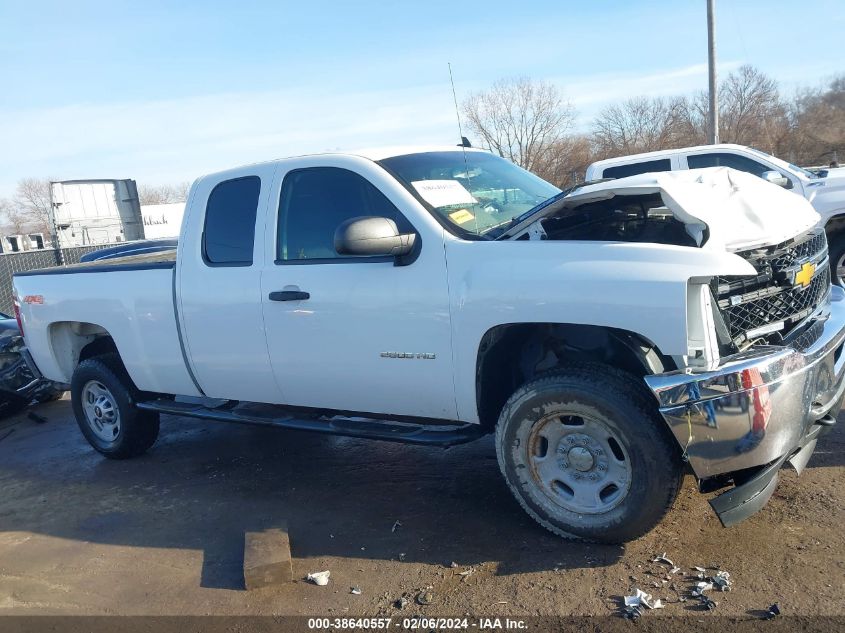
<box><xmin>334</xmin><ymin>216</ymin><xmax>416</xmax><ymax>258</ymax></box>
<box><xmin>761</xmin><ymin>170</ymin><xmax>789</xmax><ymax>188</ymax></box>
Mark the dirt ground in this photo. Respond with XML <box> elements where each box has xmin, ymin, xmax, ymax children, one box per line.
<box><xmin>0</xmin><ymin>395</ymin><xmax>842</xmax><ymax>621</ymax></box>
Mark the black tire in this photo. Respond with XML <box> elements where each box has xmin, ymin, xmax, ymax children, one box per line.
<box><xmin>495</xmin><ymin>363</ymin><xmax>683</xmax><ymax>543</ymax></box>
<box><xmin>71</xmin><ymin>353</ymin><xmax>159</xmax><ymax>459</ymax></box>
<box><xmin>828</xmin><ymin>231</ymin><xmax>845</xmax><ymax>288</ymax></box>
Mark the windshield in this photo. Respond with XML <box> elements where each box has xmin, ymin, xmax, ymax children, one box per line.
<box><xmin>379</xmin><ymin>151</ymin><xmax>560</xmax><ymax>236</ymax></box>
<box><xmin>746</xmin><ymin>147</ymin><xmax>819</xmax><ymax>179</ymax></box>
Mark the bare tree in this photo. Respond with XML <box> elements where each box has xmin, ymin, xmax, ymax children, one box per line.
<box><xmin>533</xmin><ymin>135</ymin><xmax>595</xmax><ymax>188</ymax></box>
<box><xmin>718</xmin><ymin>65</ymin><xmax>787</xmax><ymax>151</ymax></box>
<box><xmin>463</xmin><ymin>77</ymin><xmax>576</xmax><ymax>173</ymax></box>
<box><xmin>138</xmin><ymin>182</ymin><xmax>191</xmax><ymax>205</ymax></box>
<box><xmin>785</xmin><ymin>75</ymin><xmax>845</xmax><ymax>164</ymax></box>
<box><xmin>671</xmin><ymin>66</ymin><xmax>788</xmax><ymax>153</ymax></box>
<box><xmin>14</xmin><ymin>178</ymin><xmax>53</xmax><ymax>237</ymax></box>
<box><xmin>0</xmin><ymin>198</ymin><xmax>29</xmax><ymax>236</ymax></box>
<box><xmin>466</xmin><ymin>65</ymin><xmax>838</xmax><ymax>182</ymax></box>
<box><xmin>592</xmin><ymin>96</ymin><xmax>687</xmax><ymax>158</ymax></box>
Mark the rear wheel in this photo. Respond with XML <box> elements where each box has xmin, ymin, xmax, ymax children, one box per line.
<box><xmin>71</xmin><ymin>353</ymin><xmax>159</xmax><ymax>459</ymax></box>
<box><xmin>495</xmin><ymin>363</ymin><xmax>683</xmax><ymax>543</ymax></box>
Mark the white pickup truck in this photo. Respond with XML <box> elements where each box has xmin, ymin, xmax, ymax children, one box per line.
<box><xmin>587</xmin><ymin>144</ymin><xmax>845</xmax><ymax>285</ymax></box>
<box><xmin>14</xmin><ymin>147</ymin><xmax>845</xmax><ymax>542</ymax></box>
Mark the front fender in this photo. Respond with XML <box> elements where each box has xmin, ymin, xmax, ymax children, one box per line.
<box><xmin>445</xmin><ymin>239</ymin><xmax>755</xmax><ymax>422</ymax></box>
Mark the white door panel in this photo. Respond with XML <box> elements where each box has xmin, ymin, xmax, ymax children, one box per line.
<box><xmin>261</xmin><ymin>257</ymin><xmax>456</xmax><ymax>418</ymax></box>
<box><xmin>178</xmin><ymin>164</ymin><xmax>282</xmax><ymax>402</ymax></box>
<box><xmin>259</xmin><ymin>158</ymin><xmax>457</xmax><ymax>419</ymax></box>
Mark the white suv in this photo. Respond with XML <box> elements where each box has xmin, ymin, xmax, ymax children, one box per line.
<box><xmin>587</xmin><ymin>144</ymin><xmax>845</xmax><ymax>284</ymax></box>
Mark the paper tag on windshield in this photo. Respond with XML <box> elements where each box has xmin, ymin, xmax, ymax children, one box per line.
<box><xmin>448</xmin><ymin>209</ymin><xmax>475</xmax><ymax>225</ymax></box>
<box><xmin>411</xmin><ymin>180</ymin><xmax>477</xmax><ymax>208</ymax></box>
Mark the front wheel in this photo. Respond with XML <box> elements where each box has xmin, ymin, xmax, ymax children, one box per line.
<box><xmin>495</xmin><ymin>363</ymin><xmax>683</xmax><ymax>543</ymax></box>
<box><xmin>71</xmin><ymin>353</ymin><xmax>159</xmax><ymax>459</ymax></box>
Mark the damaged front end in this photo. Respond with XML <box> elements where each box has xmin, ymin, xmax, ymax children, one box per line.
<box><xmin>644</xmin><ymin>226</ymin><xmax>842</xmax><ymax>526</ymax></box>
<box><xmin>645</xmin><ymin>280</ymin><xmax>845</xmax><ymax>526</ymax></box>
<box><xmin>511</xmin><ymin>169</ymin><xmax>843</xmax><ymax>526</ymax></box>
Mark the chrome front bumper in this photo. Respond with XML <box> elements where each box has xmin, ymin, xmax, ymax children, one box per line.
<box><xmin>645</xmin><ymin>285</ymin><xmax>845</xmax><ymax>481</ymax></box>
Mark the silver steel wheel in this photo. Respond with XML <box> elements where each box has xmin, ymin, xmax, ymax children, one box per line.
<box><xmin>836</xmin><ymin>252</ymin><xmax>845</xmax><ymax>287</ymax></box>
<box><xmin>81</xmin><ymin>380</ymin><xmax>121</xmax><ymax>442</ymax></box>
<box><xmin>527</xmin><ymin>413</ymin><xmax>632</xmax><ymax>514</ymax></box>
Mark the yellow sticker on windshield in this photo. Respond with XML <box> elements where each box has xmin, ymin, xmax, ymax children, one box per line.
<box><xmin>449</xmin><ymin>209</ymin><xmax>475</xmax><ymax>225</ymax></box>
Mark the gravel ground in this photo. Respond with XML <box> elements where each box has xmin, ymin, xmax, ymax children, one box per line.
<box><xmin>0</xmin><ymin>395</ymin><xmax>842</xmax><ymax>623</ymax></box>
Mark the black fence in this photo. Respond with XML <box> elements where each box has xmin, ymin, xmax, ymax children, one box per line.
<box><xmin>0</xmin><ymin>243</ymin><xmax>122</xmax><ymax>316</ymax></box>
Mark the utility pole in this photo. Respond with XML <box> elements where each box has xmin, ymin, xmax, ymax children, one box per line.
<box><xmin>48</xmin><ymin>182</ymin><xmax>65</xmax><ymax>265</ymax></box>
<box><xmin>707</xmin><ymin>0</ymin><xmax>719</xmax><ymax>144</ymax></box>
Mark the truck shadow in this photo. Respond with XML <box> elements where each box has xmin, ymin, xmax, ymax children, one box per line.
<box><xmin>0</xmin><ymin>401</ymin><xmax>631</xmax><ymax>591</ymax></box>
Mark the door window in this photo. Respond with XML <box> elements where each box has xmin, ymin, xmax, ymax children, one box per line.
<box><xmin>277</xmin><ymin>167</ymin><xmax>413</xmax><ymax>262</ymax></box>
<box><xmin>202</xmin><ymin>176</ymin><xmax>261</xmax><ymax>266</ymax></box>
<box><xmin>688</xmin><ymin>152</ymin><xmax>771</xmax><ymax>177</ymax></box>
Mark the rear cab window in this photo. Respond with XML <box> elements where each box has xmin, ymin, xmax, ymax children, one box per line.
<box><xmin>602</xmin><ymin>159</ymin><xmax>672</xmax><ymax>179</ymax></box>
<box><xmin>202</xmin><ymin>176</ymin><xmax>261</xmax><ymax>266</ymax></box>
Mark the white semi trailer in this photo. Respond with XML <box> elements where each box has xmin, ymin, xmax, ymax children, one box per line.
<box><xmin>49</xmin><ymin>179</ymin><xmax>145</xmax><ymax>247</ymax></box>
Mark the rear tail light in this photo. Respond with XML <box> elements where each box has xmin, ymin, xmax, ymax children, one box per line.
<box><xmin>13</xmin><ymin>299</ymin><xmax>24</xmax><ymax>338</ymax></box>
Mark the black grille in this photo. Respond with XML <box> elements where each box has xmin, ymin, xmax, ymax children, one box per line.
<box><xmin>722</xmin><ymin>266</ymin><xmax>830</xmax><ymax>341</ymax></box>
<box><xmin>715</xmin><ymin>230</ymin><xmax>830</xmax><ymax>347</ymax></box>
<box><xmin>770</xmin><ymin>231</ymin><xmax>827</xmax><ymax>270</ymax></box>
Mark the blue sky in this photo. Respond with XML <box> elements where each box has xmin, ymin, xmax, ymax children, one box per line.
<box><xmin>0</xmin><ymin>0</ymin><xmax>842</xmax><ymax>197</ymax></box>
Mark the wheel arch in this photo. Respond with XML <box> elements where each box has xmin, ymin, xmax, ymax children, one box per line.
<box><xmin>824</xmin><ymin>213</ymin><xmax>845</xmax><ymax>235</ymax></box>
<box><xmin>47</xmin><ymin>321</ymin><xmax>119</xmax><ymax>381</ymax></box>
<box><xmin>475</xmin><ymin>323</ymin><xmax>672</xmax><ymax>430</ymax></box>
<box><xmin>824</xmin><ymin>215</ymin><xmax>845</xmax><ymax>286</ymax></box>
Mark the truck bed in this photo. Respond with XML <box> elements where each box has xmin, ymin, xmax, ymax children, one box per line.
<box><xmin>14</xmin><ymin>250</ymin><xmax>177</xmax><ymax>277</ymax></box>
<box><xmin>13</xmin><ymin>249</ymin><xmax>200</xmax><ymax>397</ymax></box>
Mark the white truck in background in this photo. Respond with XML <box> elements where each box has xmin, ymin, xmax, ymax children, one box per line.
<box><xmin>13</xmin><ymin>147</ymin><xmax>845</xmax><ymax>543</ymax></box>
<box><xmin>587</xmin><ymin>144</ymin><xmax>845</xmax><ymax>285</ymax></box>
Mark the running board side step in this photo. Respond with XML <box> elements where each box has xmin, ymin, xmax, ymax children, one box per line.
<box><xmin>137</xmin><ymin>399</ymin><xmax>487</xmax><ymax>447</ymax></box>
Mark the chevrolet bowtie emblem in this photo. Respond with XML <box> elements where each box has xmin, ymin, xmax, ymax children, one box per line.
<box><xmin>794</xmin><ymin>262</ymin><xmax>816</xmax><ymax>288</ymax></box>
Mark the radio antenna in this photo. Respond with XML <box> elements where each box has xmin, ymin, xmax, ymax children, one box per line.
<box><xmin>448</xmin><ymin>62</ymin><xmax>467</xmax><ymax>147</ymax></box>
<box><xmin>448</xmin><ymin>63</ymin><xmax>477</xmax><ymax>233</ymax></box>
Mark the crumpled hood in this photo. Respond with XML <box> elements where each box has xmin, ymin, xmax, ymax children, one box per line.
<box><xmin>564</xmin><ymin>167</ymin><xmax>820</xmax><ymax>251</ymax></box>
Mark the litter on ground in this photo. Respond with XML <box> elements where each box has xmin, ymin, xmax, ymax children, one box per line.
<box><xmin>306</xmin><ymin>571</ymin><xmax>330</xmax><ymax>586</ymax></box>
<box><xmin>712</xmin><ymin>571</ymin><xmax>732</xmax><ymax>591</ymax></box>
<box><xmin>619</xmin><ymin>555</ymin><xmax>735</xmax><ymax>618</ymax></box>
<box><xmin>623</xmin><ymin>589</ymin><xmax>664</xmax><ymax>610</ymax></box>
